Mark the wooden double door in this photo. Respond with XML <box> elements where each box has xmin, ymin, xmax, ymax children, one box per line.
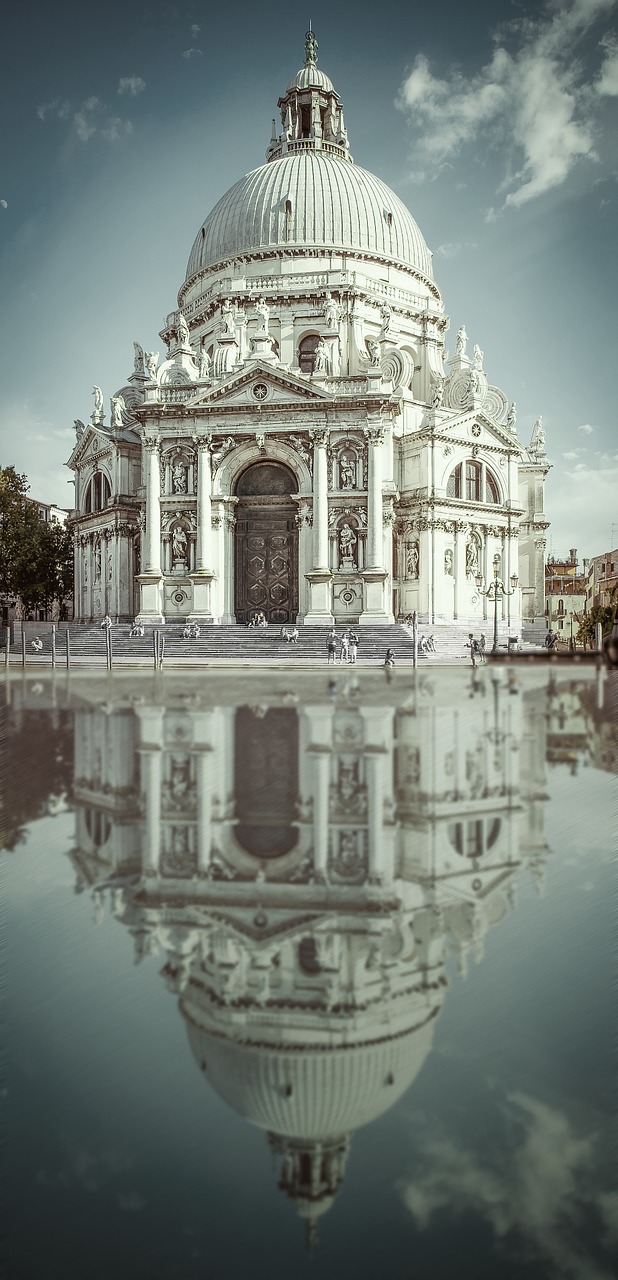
<box><xmin>235</xmin><ymin>498</ymin><xmax>299</xmax><ymax>624</ymax></box>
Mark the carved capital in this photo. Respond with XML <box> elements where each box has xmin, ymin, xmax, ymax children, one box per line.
<box><xmin>364</xmin><ymin>426</ymin><xmax>385</xmax><ymax>447</ymax></box>
<box><xmin>309</xmin><ymin>428</ymin><xmax>329</xmax><ymax>449</ymax></box>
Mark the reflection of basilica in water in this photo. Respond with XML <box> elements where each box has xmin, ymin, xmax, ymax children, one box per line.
<box><xmin>68</xmin><ymin>674</ymin><xmax>571</xmax><ymax>1241</ymax></box>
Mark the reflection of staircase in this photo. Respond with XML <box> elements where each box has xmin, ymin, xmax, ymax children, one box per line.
<box><xmin>4</xmin><ymin>621</ymin><xmax>461</xmax><ymax>666</ymax></box>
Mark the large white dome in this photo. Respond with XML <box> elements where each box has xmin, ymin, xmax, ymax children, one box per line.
<box><xmin>185</xmin><ymin>151</ymin><xmax>434</xmax><ymax>283</ymax></box>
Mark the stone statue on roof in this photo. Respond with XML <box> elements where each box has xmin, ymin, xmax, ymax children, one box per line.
<box><xmin>305</xmin><ymin>28</ymin><xmax>318</xmax><ymax>65</ymax></box>
<box><xmin>455</xmin><ymin>325</ymin><xmax>467</xmax><ymax>356</ymax></box>
<box><xmin>529</xmin><ymin>416</ymin><xmax>546</xmax><ymax>454</ymax></box>
<box><xmin>92</xmin><ymin>385</ymin><xmax>104</xmax><ymax>423</ymax></box>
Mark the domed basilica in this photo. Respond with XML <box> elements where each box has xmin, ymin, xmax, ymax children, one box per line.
<box><xmin>68</xmin><ymin>32</ymin><xmax>550</xmax><ymax>632</ymax></box>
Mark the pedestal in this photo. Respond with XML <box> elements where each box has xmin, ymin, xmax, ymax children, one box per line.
<box><xmin>189</xmin><ymin>571</ymin><xmax>215</xmax><ymax>622</ymax></box>
<box><xmin>136</xmin><ymin>573</ymin><xmax>165</xmax><ymax>624</ymax></box>
<box><xmin>248</xmin><ymin>332</ymin><xmax>277</xmax><ymax>363</ymax></box>
<box><xmin>305</xmin><ymin>570</ymin><xmax>333</xmax><ymax>624</ymax></box>
<box><xmin>359</xmin><ymin>569</ymin><xmax>392</xmax><ymax>624</ymax></box>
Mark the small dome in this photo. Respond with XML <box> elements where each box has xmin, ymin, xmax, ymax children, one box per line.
<box><xmin>286</xmin><ymin>65</ymin><xmax>335</xmax><ymax>94</ymax></box>
<box><xmin>186</xmin><ymin>152</ymin><xmax>434</xmax><ymax>282</ymax></box>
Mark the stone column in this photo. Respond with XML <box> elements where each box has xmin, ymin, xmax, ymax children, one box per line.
<box><xmin>305</xmin><ymin>429</ymin><xmax>333</xmax><ymax>623</ymax></box>
<box><xmin>362</xmin><ymin>707</ymin><xmax>395</xmax><ymax>883</ymax></box>
<box><xmin>306</xmin><ymin>704</ymin><xmax>333</xmax><ymax>881</ymax></box>
<box><xmin>144</xmin><ymin>439</ymin><xmax>161</xmax><ymax>573</ymax></box>
<box><xmin>190</xmin><ymin>435</ymin><xmax>214</xmax><ymax>621</ymax></box>
<box><xmin>195</xmin><ymin>748</ymin><xmax>213</xmax><ymax>876</ymax></box>
<box><xmin>137</xmin><ymin>434</ymin><xmax>164</xmax><ymax>622</ymax></box>
<box><xmin>361</xmin><ymin>424</ymin><xmax>391</xmax><ymax>623</ymax></box>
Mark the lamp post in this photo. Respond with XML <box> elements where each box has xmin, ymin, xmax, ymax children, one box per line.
<box><xmin>476</xmin><ymin>554</ymin><xmax>518</xmax><ymax>653</ymax></box>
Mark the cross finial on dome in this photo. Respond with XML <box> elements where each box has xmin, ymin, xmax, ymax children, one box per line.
<box><xmin>305</xmin><ymin>27</ymin><xmax>318</xmax><ymax>66</ymax></box>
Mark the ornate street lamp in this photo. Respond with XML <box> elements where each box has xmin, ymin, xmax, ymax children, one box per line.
<box><xmin>476</xmin><ymin>554</ymin><xmax>518</xmax><ymax>653</ymax></box>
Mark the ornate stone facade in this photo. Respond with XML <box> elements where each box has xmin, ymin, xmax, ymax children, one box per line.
<box><xmin>67</xmin><ymin>36</ymin><xmax>549</xmax><ymax>632</ymax></box>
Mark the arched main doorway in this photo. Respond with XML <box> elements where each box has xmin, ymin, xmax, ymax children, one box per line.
<box><xmin>234</xmin><ymin>461</ymin><xmax>299</xmax><ymax>624</ymax></box>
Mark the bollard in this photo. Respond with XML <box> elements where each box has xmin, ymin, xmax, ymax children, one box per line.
<box><xmin>4</xmin><ymin>628</ymin><xmax>9</xmax><ymax>668</ymax></box>
<box><xmin>106</xmin><ymin>625</ymin><xmax>112</xmax><ymax>670</ymax></box>
<box><xmin>51</xmin><ymin>624</ymin><xmax>56</xmax><ymax>668</ymax></box>
<box><xmin>159</xmin><ymin>633</ymin><xmax>165</xmax><ymax>669</ymax></box>
<box><xmin>412</xmin><ymin>609</ymin><xmax>418</xmax><ymax>669</ymax></box>
<box><xmin>153</xmin><ymin>630</ymin><xmax>159</xmax><ymax>670</ymax></box>
<box><xmin>65</xmin><ymin>629</ymin><xmax>71</xmax><ymax>670</ymax></box>
<box><xmin>21</xmin><ymin>630</ymin><xmax>26</xmax><ymax>667</ymax></box>
<box><xmin>595</xmin><ymin>621</ymin><xmax>603</xmax><ymax>653</ymax></box>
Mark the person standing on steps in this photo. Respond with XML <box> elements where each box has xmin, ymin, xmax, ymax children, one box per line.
<box><xmin>327</xmin><ymin>631</ymin><xmax>337</xmax><ymax>664</ymax></box>
<box><xmin>339</xmin><ymin>631</ymin><xmax>350</xmax><ymax>663</ymax></box>
<box><xmin>349</xmin><ymin>631</ymin><xmax>359</xmax><ymax>664</ymax></box>
<box><xmin>465</xmin><ymin>633</ymin><xmax>478</xmax><ymax>668</ymax></box>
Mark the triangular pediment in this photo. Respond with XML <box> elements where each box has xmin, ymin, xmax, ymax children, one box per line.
<box><xmin>433</xmin><ymin>409</ymin><xmax>522</xmax><ymax>453</ymax></box>
<box><xmin>67</xmin><ymin>424</ymin><xmax>115</xmax><ymax>469</ymax></box>
<box><xmin>185</xmin><ymin>361</ymin><xmax>335</xmax><ymax>410</ymax></box>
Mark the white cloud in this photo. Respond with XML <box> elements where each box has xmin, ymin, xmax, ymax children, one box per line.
<box><xmin>400</xmin><ymin>1091</ymin><xmax>614</xmax><ymax>1280</ymax></box>
<box><xmin>550</xmin><ymin>459</ymin><xmax>618</xmax><ymax>552</ymax></box>
<box><xmin>182</xmin><ymin>48</ymin><xmax>203</xmax><ymax>60</ymax></box>
<box><xmin>563</xmin><ymin>449</ymin><xmax>584</xmax><ymax>460</ymax></box>
<box><xmin>117</xmin><ymin>76</ymin><xmax>146</xmax><ymax>97</ymax></box>
<box><xmin>397</xmin><ymin>0</ymin><xmax>618</xmax><ymax>207</ymax></box>
<box><xmin>38</xmin><ymin>94</ymin><xmax>133</xmax><ymax>144</ymax></box>
<box><xmin>435</xmin><ymin>241</ymin><xmax>478</xmax><ymax>258</ymax></box>
<box><xmin>578</xmin><ymin>423</ymin><xmax>597</xmax><ymax>433</ymax></box>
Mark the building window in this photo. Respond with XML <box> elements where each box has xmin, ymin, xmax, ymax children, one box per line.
<box><xmin>84</xmin><ymin>472</ymin><xmax>111</xmax><ymax>513</ymax></box>
<box><xmin>446</xmin><ymin>461</ymin><xmax>500</xmax><ymax>504</ymax></box>
<box><xmin>298</xmin><ymin>333</ymin><xmax>320</xmax><ymax>374</ymax></box>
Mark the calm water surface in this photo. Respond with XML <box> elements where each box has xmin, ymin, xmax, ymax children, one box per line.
<box><xmin>3</xmin><ymin>667</ymin><xmax>616</xmax><ymax>1280</ymax></box>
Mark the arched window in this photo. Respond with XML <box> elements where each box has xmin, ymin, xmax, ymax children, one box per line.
<box><xmin>298</xmin><ymin>333</ymin><xmax>320</xmax><ymax>374</ymax></box>
<box><xmin>446</xmin><ymin>461</ymin><xmax>501</xmax><ymax>505</ymax></box>
<box><xmin>84</xmin><ymin>472</ymin><xmax>111</xmax><ymax>513</ymax></box>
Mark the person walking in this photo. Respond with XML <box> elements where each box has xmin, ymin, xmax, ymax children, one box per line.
<box><xmin>478</xmin><ymin>633</ymin><xmax>486</xmax><ymax>663</ymax></box>
<box><xmin>465</xmin><ymin>633</ymin><xmax>478</xmax><ymax>668</ymax></box>
<box><xmin>327</xmin><ymin>632</ymin><xmax>337</xmax><ymax>664</ymax></box>
<box><xmin>349</xmin><ymin>630</ymin><xmax>359</xmax><ymax>664</ymax></box>
<box><xmin>339</xmin><ymin>631</ymin><xmax>350</xmax><ymax>663</ymax></box>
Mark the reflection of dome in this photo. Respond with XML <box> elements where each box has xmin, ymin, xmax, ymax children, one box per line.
<box><xmin>184</xmin><ymin>1012</ymin><xmax>437</xmax><ymax>1138</ymax></box>
<box><xmin>186</xmin><ymin>154</ymin><xmax>434</xmax><ymax>281</ymax></box>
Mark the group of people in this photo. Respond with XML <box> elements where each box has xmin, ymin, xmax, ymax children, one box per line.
<box><xmin>247</xmin><ymin>611</ymin><xmax>268</xmax><ymax>628</ymax></box>
<box><xmin>544</xmin><ymin>630</ymin><xmax>559</xmax><ymax>650</ymax></box>
<box><xmin>418</xmin><ymin>633</ymin><xmax>436</xmax><ymax>655</ymax></box>
<box><xmin>465</xmin><ymin>633</ymin><xmax>487</xmax><ymax>667</ymax></box>
<box><xmin>182</xmin><ymin>623</ymin><xmax>201</xmax><ymax>639</ymax></box>
<box><xmin>129</xmin><ymin>622</ymin><xmax>144</xmax><ymax>638</ymax></box>
<box><xmin>327</xmin><ymin>628</ymin><xmax>360</xmax><ymax>664</ymax></box>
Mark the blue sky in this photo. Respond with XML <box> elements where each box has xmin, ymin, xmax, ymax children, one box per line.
<box><xmin>0</xmin><ymin>0</ymin><xmax>616</xmax><ymax>559</ymax></box>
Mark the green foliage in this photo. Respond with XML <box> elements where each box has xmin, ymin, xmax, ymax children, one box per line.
<box><xmin>0</xmin><ymin>466</ymin><xmax>73</xmax><ymax>616</ymax></box>
<box><xmin>576</xmin><ymin>605</ymin><xmax>615</xmax><ymax>644</ymax></box>
<box><xmin>0</xmin><ymin>708</ymin><xmax>74</xmax><ymax>849</ymax></box>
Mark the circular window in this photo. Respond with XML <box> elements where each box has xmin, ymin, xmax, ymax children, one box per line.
<box><xmin>252</xmin><ymin>382</ymin><xmax>269</xmax><ymax>402</ymax></box>
<box><xmin>471</xmin><ymin>423</ymin><xmax>482</xmax><ymax>438</ymax></box>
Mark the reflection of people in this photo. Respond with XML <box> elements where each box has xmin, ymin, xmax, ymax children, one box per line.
<box><xmin>172</xmin><ymin>525</ymin><xmax>187</xmax><ymax>561</ymax></box>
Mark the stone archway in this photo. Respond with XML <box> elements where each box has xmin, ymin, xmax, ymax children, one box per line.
<box><xmin>234</xmin><ymin>461</ymin><xmax>299</xmax><ymax>624</ymax></box>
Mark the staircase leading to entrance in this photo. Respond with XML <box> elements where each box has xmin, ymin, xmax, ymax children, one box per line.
<box><xmin>5</xmin><ymin>622</ymin><xmax>473</xmax><ymax>666</ymax></box>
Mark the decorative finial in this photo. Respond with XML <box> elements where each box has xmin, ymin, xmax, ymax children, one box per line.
<box><xmin>305</xmin><ymin>27</ymin><xmax>318</xmax><ymax>66</ymax></box>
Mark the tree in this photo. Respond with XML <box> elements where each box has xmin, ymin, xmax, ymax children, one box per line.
<box><xmin>0</xmin><ymin>466</ymin><xmax>73</xmax><ymax>618</ymax></box>
<box><xmin>576</xmin><ymin>603</ymin><xmax>616</xmax><ymax>646</ymax></box>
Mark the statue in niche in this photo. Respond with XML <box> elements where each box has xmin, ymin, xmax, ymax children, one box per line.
<box><xmin>92</xmin><ymin>385</ymin><xmax>104</xmax><ymax>423</ymax></box>
<box><xmin>339</xmin><ymin>454</ymin><xmax>356</xmax><ymax>489</ymax></box>
<box><xmin>255</xmin><ymin>298</ymin><xmax>270</xmax><ymax>331</ymax></box>
<box><xmin>406</xmin><ymin>542</ymin><xmax>419</xmax><ymax>579</ymax></box>
<box><xmin>94</xmin><ymin>542</ymin><xmax>101</xmax><ymax>581</ymax></box>
<box><xmin>221</xmin><ymin>299</ymin><xmax>236</xmax><ymax>337</ymax></box>
<box><xmin>430</xmin><ymin>373</ymin><xmax>444</xmax><ymax>408</ymax></box>
<box><xmin>145</xmin><ymin>351</ymin><xmax>159</xmax><ymax>380</ymax></box>
<box><xmin>339</xmin><ymin>522</ymin><xmax>357</xmax><ymax>567</ymax></box>
<box><xmin>198</xmin><ymin>347</ymin><xmax>211</xmax><ymax>379</ymax></box>
<box><xmin>473</xmin><ymin>344</ymin><xmax>484</xmax><ymax>371</ymax></box>
<box><xmin>506</xmin><ymin>401</ymin><xmax>517</xmax><ymax>431</ymax></box>
<box><xmin>333</xmin><ymin>830</ymin><xmax>364</xmax><ymax>879</ymax></box>
<box><xmin>170</xmin><ymin>753</ymin><xmax>190</xmax><ymax>802</ymax></box>
<box><xmin>176</xmin><ymin>312</ymin><xmax>190</xmax><ymax>347</ymax></box>
<box><xmin>110</xmin><ymin>394</ymin><xmax>125</xmax><ymax>428</ymax></box>
<box><xmin>133</xmin><ymin>342</ymin><xmax>145</xmax><ymax>375</ymax></box>
<box><xmin>323</xmin><ymin>292</ymin><xmax>341</xmax><ymax>329</ymax></box>
<box><xmin>366</xmin><ymin>337</ymin><xmax>381</xmax><ymax>367</ymax></box>
<box><xmin>455</xmin><ymin>325</ymin><xmax>467</xmax><ymax>356</ymax></box>
<box><xmin>108</xmin><ymin>551</ymin><xmax>113</xmax><ymax>582</ymax></box>
<box><xmin>466</xmin><ymin>540</ymin><xmax>479</xmax><ymax>575</ymax></box>
<box><xmin>444</xmin><ymin>547</ymin><xmax>454</xmax><ymax>575</ymax></box>
<box><xmin>172</xmin><ymin>462</ymin><xmax>187</xmax><ymax>494</ymax></box>
<box><xmin>314</xmin><ymin>338</ymin><xmax>329</xmax><ymax>373</ymax></box>
<box><xmin>172</xmin><ymin>524</ymin><xmax>187</xmax><ymax>563</ymax></box>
